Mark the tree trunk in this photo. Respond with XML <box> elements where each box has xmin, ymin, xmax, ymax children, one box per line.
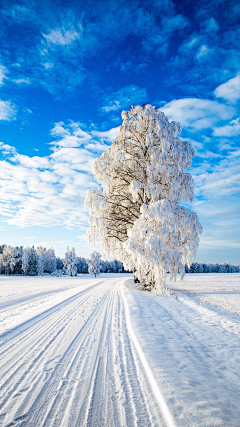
<box><xmin>134</xmin><ymin>274</ymin><xmax>140</xmax><ymax>283</ymax></box>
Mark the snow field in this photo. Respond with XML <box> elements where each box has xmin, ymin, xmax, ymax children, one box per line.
<box><xmin>168</xmin><ymin>273</ymin><xmax>240</xmax><ymax>316</ymax></box>
<box><xmin>0</xmin><ymin>274</ymin><xmax>240</xmax><ymax>426</ymax></box>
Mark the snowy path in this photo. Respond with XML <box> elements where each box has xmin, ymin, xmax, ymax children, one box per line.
<box><xmin>0</xmin><ymin>276</ymin><xmax>240</xmax><ymax>426</ymax></box>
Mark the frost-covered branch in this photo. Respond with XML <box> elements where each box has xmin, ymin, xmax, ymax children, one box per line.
<box><xmin>85</xmin><ymin>104</ymin><xmax>202</xmax><ymax>292</ymax></box>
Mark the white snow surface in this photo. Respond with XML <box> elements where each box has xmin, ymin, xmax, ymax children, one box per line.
<box><xmin>0</xmin><ymin>273</ymin><xmax>240</xmax><ymax>426</ymax></box>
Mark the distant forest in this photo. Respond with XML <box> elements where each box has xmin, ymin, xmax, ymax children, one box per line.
<box><xmin>0</xmin><ymin>244</ymin><xmax>239</xmax><ymax>276</ymax></box>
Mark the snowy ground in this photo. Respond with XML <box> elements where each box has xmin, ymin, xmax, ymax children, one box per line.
<box><xmin>0</xmin><ymin>273</ymin><xmax>240</xmax><ymax>427</ymax></box>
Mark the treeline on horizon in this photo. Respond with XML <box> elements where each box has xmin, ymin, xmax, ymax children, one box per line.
<box><xmin>0</xmin><ymin>244</ymin><xmax>127</xmax><ymax>276</ymax></box>
<box><xmin>0</xmin><ymin>244</ymin><xmax>239</xmax><ymax>276</ymax></box>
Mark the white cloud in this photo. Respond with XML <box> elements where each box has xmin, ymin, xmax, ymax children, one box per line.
<box><xmin>43</xmin><ymin>28</ymin><xmax>81</xmax><ymax>46</ymax></box>
<box><xmin>50</xmin><ymin>121</ymin><xmax>93</xmax><ymax>148</ymax></box>
<box><xmin>91</xmin><ymin>127</ymin><xmax>119</xmax><ymax>141</ymax></box>
<box><xmin>43</xmin><ymin>62</ymin><xmax>54</xmax><ymax>69</ymax></box>
<box><xmin>213</xmin><ymin>118</ymin><xmax>240</xmax><ymax>137</ymax></box>
<box><xmin>13</xmin><ymin>78</ymin><xmax>31</xmax><ymax>85</ymax></box>
<box><xmin>200</xmin><ymin>239</ymin><xmax>240</xmax><ymax>249</ymax></box>
<box><xmin>214</xmin><ymin>73</ymin><xmax>240</xmax><ymax>104</ymax></box>
<box><xmin>161</xmin><ymin>98</ymin><xmax>235</xmax><ymax>130</ymax></box>
<box><xmin>0</xmin><ymin>122</ymin><xmax>117</xmax><ymax>228</ymax></box>
<box><xmin>0</xmin><ymin>100</ymin><xmax>17</xmax><ymax>121</ymax></box>
<box><xmin>0</xmin><ymin>142</ymin><xmax>17</xmax><ymax>155</ymax></box>
<box><xmin>193</xmin><ymin>150</ymin><xmax>240</xmax><ymax>199</ymax></box>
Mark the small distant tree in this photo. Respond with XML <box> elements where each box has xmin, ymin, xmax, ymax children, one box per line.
<box><xmin>22</xmin><ymin>246</ymin><xmax>38</xmax><ymax>276</ymax></box>
<box><xmin>45</xmin><ymin>248</ymin><xmax>57</xmax><ymax>273</ymax></box>
<box><xmin>36</xmin><ymin>246</ymin><xmax>45</xmax><ymax>276</ymax></box>
<box><xmin>88</xmin><ymin>252</ymin><xmax>101</xmax><ymax>277</ymax></box>
<box><xmin>76</xmin><ymin>257</ymin><xmax>88</xmax><ymax>274</ymax></box>
<box><xmin>64</xmin><ymin>247</ymin><xmax>77</xmax><ymax>276</ymax></box>
<box><xmin>1</xmin><ymin>245</ymin><xmax>15</xmax><ymax>274</ymax></box>
<box><xmin>0</xmin><ymin>245</ymin><xmax>23</xmax><ymax>274</ymax></box>
<box><xmin>13</xmin><ymin>247</ymin><xmax>23</xmax><ymax>274</ymax></box>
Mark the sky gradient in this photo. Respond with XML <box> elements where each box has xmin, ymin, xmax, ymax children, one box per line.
<box><xmin>0</xmin><ymin>0</ymin><xmax>239</xmax><ymax>263</ymax></box>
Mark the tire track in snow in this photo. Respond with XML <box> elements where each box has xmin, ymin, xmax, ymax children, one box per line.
<box><xmin>0</xmin><ymin>279</ymin><xmax>104</xmax><ymax>346</ymax></box>
<box><xmin>0</xmin><ymin>286</ymin><xmax>100</xmax><ymax>406</ymax></box>
<box><xmin>0</xmin><ymin>284</ymin><xmax>106</xmax><ymax>425</ymax></box>
<box><xmin>121</xmin><ymin>283</ymin><xmax>177</xmax><ymax>427</ymax></box>
<box><xmin>39</xmin><ymin>291</ymin><xmax>111</xmax><ymax>427</ymax></box>
<box><xmin>116</xmin><ymin>288</ymin><xmax>158</xmax><ymax>427</ymax></box>
<box><xmin>0</xmin><ymin>278</ymin><xmax>176</xmax><ymax>427</ymax></box>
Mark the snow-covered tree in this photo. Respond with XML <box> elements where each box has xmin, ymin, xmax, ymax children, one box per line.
<box><xmin>0</xmin><ymin>245</ymin><xmax>16</xmax><ymax>274</ymax></box>
<box><xmin>22</xmin><ymin>246</ymin><xmax>38</xmax><ymax>276</ymax></box>
<box><xmin>45</xmin><ymin>248</ymin><xmax>56</xmax><ymax>273</ymax></box>
<box><xmin>76</xmin><ymin>257</ymin><xmax>88</xmax><ymax>274</ymax></box>
<box><xmin>85</xmin><ymin>104</ymin><xmax>202</xmax><ymax>291</ymax></box>
<box><xmin>88</xmin><ymin>252</ymin><xmax>101</xmax><ymax>277</ymax></box>
<box><xmin>64</xmin><ymin>247</ymin><xmax>77</xmax><ymax>276</ymax></box>
<box><xmin>36</xmin><ymin>246</ymin><xmax>45</xmax><ymax>276</ymax></box>
<box><xmin>13</xmin><ymin>247</ymin><xmax>23</xmax><ymax>274</ymax></box>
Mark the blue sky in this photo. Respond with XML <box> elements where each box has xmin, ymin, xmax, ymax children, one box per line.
<box><xmin>0</xmin><ymin>0</ymin><xmax>239</xmax><ymax>263</ymax></box>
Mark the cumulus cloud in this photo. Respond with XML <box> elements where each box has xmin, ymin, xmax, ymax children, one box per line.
<box><xmin>0</xmin><ymin>122</ymin><xmax>114</xmax><ymax>228</ymax></box>
<box><xmin>91</xmin><ymin>127</ymin><xmax>119</xmax><ymax>141</ymax></box>
<box><xmin>50</xmin><ymin>121</ymin><xmax>92</xmax><ymax>148</ymax></box>
<box><xmin>101</xmin><ymin>85</ymin><xmax>148</xmax><ymax>113</ymax></box>
<box><xmin>0</xmin><ymin>100</ymin><xmax>17</xmax><ymax>121</ymax></box>
<box><xmin>161</xmin><ymin>98</ymin><xmax>235</xmax><ymax>130</ymax></box>
<box><xmin>214</xmin><ymin>73</ymin><xmax>240</xmax><ymax>104</ymax></box>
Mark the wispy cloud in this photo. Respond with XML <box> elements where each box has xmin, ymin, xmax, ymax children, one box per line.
<box><xmin>12</xmin><ymin>78</ymin><xmax>31</xmax><ymax>85</ymax></box>
<box><xmin>195</xmin><ymin>45</ymin><xmax>211</xmax><ymax>60</ymax></box>
<box><xmin>43</xmin><ymin>27</ymin><xmax>81</xmax><ymax>46</ymax></box>
<box><xmin>193</xmin><ymin>149</ymin><xmax>240</xmax><ymax>199</ymax></box>
<box><xmin>213</xmin><ymin>118</ymin><xmax>240</xmax><ymax>137</ymax></box>
<box><xmin>0</xmin><ymin>65</ymin><xmax>7</xmax><ymax>85</ymax></box>
<box><xmin>142</xmin><ymin>13</ymin><xmax>188</xmax><ymax>54</ymax></box>
<box><xmin>202</xmin><ymin>18</ymin><xmax>219</xmax><ymax>33</ymax></box>
<box><xmin>101</xmin><ymin>85</ymin><xmax>147</xmax><ymax>113</ymax></box>
<box><xmin>0</xmin><ymin>1</ymin><xmax>191</xmax><ymax>98</ymax></box>
<box><xmin>0</xmin><ymin>100</ymin><xmax>16</xmax><ymax>121</ymax></box>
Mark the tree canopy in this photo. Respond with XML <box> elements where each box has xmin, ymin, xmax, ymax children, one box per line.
<box><xmin>85</xmin><ymin>104</ymin><xmax>202</xmax><ymax>291</ymax></box>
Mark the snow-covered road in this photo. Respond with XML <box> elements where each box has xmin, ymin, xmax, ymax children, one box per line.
<box><xmin>0</xmin><ymin>275</ymin><xmax>240</xmax><ymax>426</ymax></box>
